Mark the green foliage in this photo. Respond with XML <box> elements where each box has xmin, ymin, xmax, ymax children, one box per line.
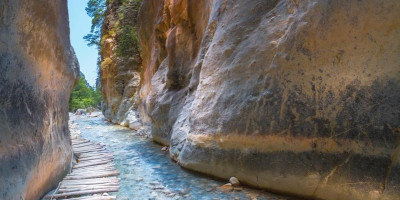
<box><xmin>116</xmin><ymin>25</ymin><xmax>139</xmax><ymax>58</ymax></box>
<box><xmin>84</xmin><ymin>0</ymin><xmax>106</xmax><ymax>47</ymax></box>
<box><xmin>69</xmin><ymin>76</ymin><xmax>102</xmax><ymax>111</ymax></box>
<box><xmin>115</xmin><ymin>0</ymin><xmax>141</xmax><ymax>59</ymax></box>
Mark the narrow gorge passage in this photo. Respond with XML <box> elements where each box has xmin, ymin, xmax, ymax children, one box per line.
<box><xmin>68</xmin><ymin>113</ymin><xmax>295</xmax><ymax>200</ymax></box>
<box><xmin>1</xmin><ymin>0</ymin><xmax>399</xmax><ymax>199</ymax></box>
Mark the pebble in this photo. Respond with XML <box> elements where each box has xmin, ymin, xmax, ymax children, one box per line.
<box><xmin>230</xmin><ymin>177</ymin><xmax>240</xmax><ymax>187</ymax></box>
<box><xmin>102</xmin><ymin>193</ymin><xmax>109</xmax><ymax>196</ymax></box>
<box><xmin>206</xmin><ymin>187</ymin><xmax>213</xmax><ymax>192</ymax></box>
<box><xmin>149</xmin><ymin>181</ymin><xmax>160</xmax><ymax>185</ymax></box>
<box><xmin>161</xmin><ymin>146</ymin><xmax>168</xmax><ymax>151</ymax></box>
<box><xmin>150</xmin><ymin>191</ymin><xmax>157</xmax><ymax>197</ymax></box>
<box><xmin>167</xmin><ymin>193</ymin><xmax>176</xmax><ymax>197</ymax></box>
<box><xmin>178</xmin><ymin>189</ymin><xmax>188</xmax><ymax>195</ymax></box>
<box><xmin>136</xmin><ymin>178</ymin><xmax>143</xmax><ymax>181</ymax></box>
<box><xmin>152</xmin><ymin>186</ymin><xmax>164</xmax><ymax>190</ymax></box>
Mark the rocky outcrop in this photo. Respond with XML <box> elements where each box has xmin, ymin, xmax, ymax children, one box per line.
<box><xmin>135</xmin><ymin>0</ymin><xmax>400</xmax><ymax>199</ymax></box>
<box><xmin>100</xmin><ymin>0</ymin><xmax>142</xmax><ymax>127</ymax></box>
<box><xmin>0</xmin><ymin>0</ymin><xmax>79</xmax><ymax>199</ymax></box>
<box><xmin>99</xmin><ymin>0</ymin><xmax>400</xmax><ymax>199</ymax></box>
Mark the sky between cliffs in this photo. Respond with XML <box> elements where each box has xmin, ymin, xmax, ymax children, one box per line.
<box><xmin>68</xmin><ymin>0</ymin><xmax>98</xmax><ymax>87</ymax></box>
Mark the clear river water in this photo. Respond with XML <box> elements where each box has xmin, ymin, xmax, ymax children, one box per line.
<box><xmin>71</xmin><ymin>114</ymin><xmax>296</xmax><ymax>200</ymax></box>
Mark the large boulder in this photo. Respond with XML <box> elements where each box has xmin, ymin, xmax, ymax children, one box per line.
<box><xmin>136</xmin><ymin>0</ymin><xmax>400</xmax><ymax>199</ymax></box>
<box><xmin>0</xmin><ymin>0</ymin><xmax>79</xmax><ymax>199</ymax></box>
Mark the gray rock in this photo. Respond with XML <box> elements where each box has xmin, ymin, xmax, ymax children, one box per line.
<box><xmin>161</xmin><ymin>146</ymin><xmax>168</xmax><ymax>151</ymax></box>
<box><xmin>229</xmin><ymin>177</ymin><xmax>240</xmax><ymax>187</ymax></box>
<box><xmin>75</xmin><ymin>109</ymin><xmax>87</xmax><ymax>115</ymax></box>
<box><xmin>101</xmin><ymin>0</ymin><xmax>400</xmax><ymax>199</ymax></box>
<box><xmin>135</xmin><ymin>1</ymin><xmax>400</xmax><ymax>200</ymax></box>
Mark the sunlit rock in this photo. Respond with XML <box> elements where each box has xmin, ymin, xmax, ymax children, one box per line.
<box><xmin>135</xmin><ymin>0</ymin><xmax>400</xmax><ymax>199</ymax></box>
<box><xmin>0</xmin><ymin>0</ymin><xmax>79</xmax><ymax>199</ymax></box>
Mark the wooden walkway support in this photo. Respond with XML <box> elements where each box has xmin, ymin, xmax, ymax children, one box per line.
<box><xmin>46</xmin><ymin>137</ymin><xmax>119</xmax><ymax>200</ymax></box>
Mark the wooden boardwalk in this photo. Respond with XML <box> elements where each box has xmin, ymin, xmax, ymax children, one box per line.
<box><xmin>46</xmin><ymin>136</ymin><xmax>120</xmax><ymax>200</ymax></box>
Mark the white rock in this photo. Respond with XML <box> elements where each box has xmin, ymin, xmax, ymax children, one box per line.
<box><xmin>229</xmin><ymin>177</ymin><xmax>240</xmax><ymax>186</ymax></box>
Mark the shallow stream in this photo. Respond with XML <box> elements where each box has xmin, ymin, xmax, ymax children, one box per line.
<box><xmin>72</xmin><ymin>114</ymin><xmax>295</xmax><ymax>200</ymax></box>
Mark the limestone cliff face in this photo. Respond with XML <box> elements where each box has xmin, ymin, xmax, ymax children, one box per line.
<box><xmin>0</xmin><ymin>0</ymin><xmax>79</xmax><ymax>199</ymax></box>
<box><xmin>100</xmin><ymin>0</ymin><xmax>142</xmax><ymax>127</ymax></box>
<box><xmin>135</xmin><ymin>0</ymin><xmax>400</xmax><ymax>199</ymax></box>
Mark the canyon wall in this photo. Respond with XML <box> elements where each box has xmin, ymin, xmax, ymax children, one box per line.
<box><xmin>102</xmin><ymin>0</ymin><xmax>400</xmax><ymax>199</ymax></box>
<box><xmin>0</xmin><ymin>0</ymin><xmax>79</xmax><ymax>199</ymax></box>
<box><xmin>100</xmin><ymin>0</ymin><xmax>142</xmax><ymax>128</ymax></box>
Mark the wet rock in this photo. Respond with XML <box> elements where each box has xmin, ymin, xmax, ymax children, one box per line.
<box><xmin>178</xmin><ymin>189</ymin><xmax>189</xmax><ymax>195</ymax></box>
<box><xmin>229</xmin><ymin>177</ymin><xmax>240</xmax><ymax>187</ymax></box>
<box><xmin>149</xmin><ymin>181</ymin><xmax>161</xmax><ymax>186</ymax></box>
<box><xmin>219</xmin><ymin>183</ymin><xmax>234</xmax><ymax>192</ymax></box>
<box><xmin>161</xmin><ymin>146</ymin><xmax>169</xmax><ymax>151</ymax></box>
<box><xmin>75</xmin><ymin>109</ymin><xmax>87</xmax><ymax>115</ymax></box>
<box><xmin>167</xmin><ymin>193</ymin><xmax>176</xmax><ymax>197</ymax></box>
<box><xmin>206</xmin><ymin>187</ymin><xmax>214</xmax><ymax>192</ymax></box>
<box><xmin>136</xmin><ymin>178</ymin><xmax>143</xmax><ymax>181</ymax></box>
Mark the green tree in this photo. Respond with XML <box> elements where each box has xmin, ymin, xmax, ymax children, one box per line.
<box><xmin>84</xmin><ymin>0</ymin><xmax>106</xmax><ymax>47</ymax></box>
<box><xmin>69</xmin><ymin>74</ymin><xmax>102</xmax><ymax>111</ymax></box>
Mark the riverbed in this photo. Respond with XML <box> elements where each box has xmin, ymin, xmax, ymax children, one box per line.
<box><xmin>71</xmin><ymin>113</ymin><xmax>295</xmax><ymax>200</ymax></box>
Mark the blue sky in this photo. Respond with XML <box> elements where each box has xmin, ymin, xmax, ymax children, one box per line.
<box><xmin>68</xmin><ymin>0</ymin><xmax>98</xmax><ymax>87</ymax></box>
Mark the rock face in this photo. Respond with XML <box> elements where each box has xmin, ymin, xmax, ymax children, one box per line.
<box><xmin>0</xmin><ymin>1</ymin><xmax>79</xmax><ymax>199</ymax></box>
<box><xmin>102</xmin><ymin>0</ymin><xmax>400</xmax><ymax>199</ymax></box>
<box><xmin>100</xmin><ymin>0</ymin><xmax>142</xmax><ymax>127</ymax></box>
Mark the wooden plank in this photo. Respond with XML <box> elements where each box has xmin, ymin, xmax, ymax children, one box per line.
<box><xmin>78</xmin><ymin>157</ymin><xmax>114</xmax><ymax>162</ymax></box>
<box><xmin>78</xmin><ymin>151</ymin><xmax>110</xmax><ymax>155</ymax></box>
<box><xmin>60</xmin><ymin>183</ymin><xmax>120</xmax><ymax>189</ymax></box>
<box><xmin>71</xmin><ymin>166</ymin><xmax>116</xmax><ymax>172</ymax></box>
<box><xmin>58</xmin><ymin>186</ymin><xmax>119</xmax><ymax>193</ymax></box>
<box><xmin>78</xmin><ymin>152</ymin><xmax>113</xmax><ymax>157</ymax></box>
<box><xmin>76</xmin><ymin>159</ymin><xmax>114</xmax><ymax>165</ymax></box>
<box><xmin>72</xmin><ymin>165</ymin><xmax>116</xmax><ymax>171</ymax></box>
<box><xmin>61</xmin><ymin>177</ymin><xmax>120</xmax><ymax>183</ymax></box>
<box><xmin>61</xmin><ymin>182</ymin><xmax>120</xmax><ymax>188</ymax></box>
<box><xmin>70</xmin><ymin>171</ymin><xmax>118</xmax><ymax>176</ymax></box>
<box><xmin>74</xmin><ymin>161</ymin><xmax>111</xmax><ymax>169</ymax></box>
<box><xmin>60</xmin><ymin>196</ymin><xmax>117</xmax><ymax>200</ymax></box>
<box><xmin>73</xmin><ymin>143</ymin><xmax>103</xmax><ymax>147</ymax></box>
<box><xmin>45</xmin><ymin>188</ymin><xmax>119</xmax><ymax>199</ymax></box>
<box><xmin>53</xmin><ymin>135</ymin><xmax>120</xmax><ymax>199</ymax></box>
<box><xmin>61</xmin><ymin>180</ymin><xmax>120</xmax><ymax>186</ymax></box>
<box><xmin>73</xmin><ymin>147</ymin><xmax>105</xmax><ymax>151</ymax></box>
<box><xmin>65</xmin><ymin>172</ymin><xmax>120</xmax><ymax>180</ymax></box>
<box><xmin>66</xmin><ymin>171</ymin><xmax>119</xmax><ymax>177</ymax></box>
<box><xmin>74</xmin><ymin>150</ymin><xmax>109</xmax><ymax>154</ymax></box>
